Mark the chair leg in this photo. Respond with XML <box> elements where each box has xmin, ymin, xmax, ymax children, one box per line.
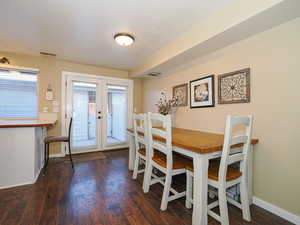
<box><xmin>142</xmin><ymin>159</ymin><xmax>149</xmax><ymax>192</ymax></box>
<box><xmin>160</xmin><ymin>171</ymin><xmax>172</xmax><ymax>211</ymax></box>
<box><xmin>218</xmin><ymin>187</ymin><xmax>229</xmax><ymax>225</ymax></box>
<box><xmin>43</xmin><ymin>142</ymin><xmax>49</xmax><ymax>175</ymax></box>
<box><xmin>132</xmin><ymin>153</ymin><xmax>140</xmax><ymax>179</ymax></box>
<box><xmin>47</xmin><ymin>143</ymin><xmax>50</xmax><ymax>164</ymax></box>
<box><xmin>68</xmin><ymin>141</ymin><xmax>74</xmax><ymax>171</ymax></box>
<box><xmin>144</xmin><ymin>163</ymin><xmax>153</xmax><ymax>193</ymax></box>
<box><xmin>186</xmin><ymin>171</ymin><xmax>193</xmax><ymax>209</ymax></box>
<box><xmin>240</xmin><ymin>179</ymin><xmax>251</xmax><ymax>221</ymax></box>
<box><xmin>43</xmin><ymin>142</ymin><xmax>47</xmax><ymax>175</ymax></box>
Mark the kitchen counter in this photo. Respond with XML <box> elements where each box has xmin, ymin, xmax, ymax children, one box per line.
<box><xmin>0</xmin><ymin>120</ymin><xmax>56</xmax><ymax>128</ymax></box>
<box><xmin>0</xmin><ymin>119</ymin><xmax>56</xmax><ymax>189</ymax></box>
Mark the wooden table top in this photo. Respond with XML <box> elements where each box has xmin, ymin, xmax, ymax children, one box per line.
<box><xmin>0</xmin><ymin>120</ymin><xmax>56</xmax><ymax>128</ymax></box>
<box><xmin>127</xmin><ymin>127</ymin><xmax>259</xmax><ymax>154</ymax></box>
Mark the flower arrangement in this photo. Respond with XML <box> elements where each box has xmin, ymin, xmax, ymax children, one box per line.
<box><xmin>156</xmin><ymin>91</ymin><xmax>179</xmax><ymax>115</ymax></box>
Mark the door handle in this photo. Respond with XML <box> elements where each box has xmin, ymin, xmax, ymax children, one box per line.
<box><xmin>98</xmin><ymin>116</ymin><xmax>102</xmax><ymax>119</ymax></box>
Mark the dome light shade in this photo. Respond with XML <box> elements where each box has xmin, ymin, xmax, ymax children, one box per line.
<box><xmin>114</xmin><ymin>33</ymin><xmax>135</xmax><ymax>46</ymax></box>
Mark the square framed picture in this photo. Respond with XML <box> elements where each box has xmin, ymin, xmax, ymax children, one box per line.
<box><xmin>173</xmin><ymin>83</ymin><xmax>188</xmax><ymax>107</ymax></box>
<box><xmin>190</xmin><ymin>75</ymin><xmax>215</xmax><ymax>108</ymax></box>
<box><xmin>218</xmin><ymin>68</ymin><xmax>250</xmax><ymax>104</ymax></box>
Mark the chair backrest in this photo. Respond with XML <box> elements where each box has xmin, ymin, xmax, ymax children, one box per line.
<box><xmin>218</xmin><ymin>115</ymin><xmax>253</xmax><ymax>183</ymax></box>
<box><xmin>147</xmin><ymin>112</ymin><xmax>173</xmax><ymax>170</ymax></box>
<box><xmin>68</xmin><ymin>117</ymin><xmax>73</xmax><ymax>141</ymax></box>
<box><xmin>133</xmin><ymin>113</ymin><xmax>148</xmax><ymax>153</ymax></box>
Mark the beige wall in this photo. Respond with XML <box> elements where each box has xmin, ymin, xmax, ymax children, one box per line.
<box><xmin>133</xmin><ymin>78</ymin><xmax>143</xmax><ymax>113</ymax></box>
<box><xmin>142</xmin><ymin>18</ymin><xmax>300</xmax><ymax>216</ymax></box>
<box><xmin>0</xmin><ymin>51</ymin><xmax>142</xmax><ymax>154</ymax></box>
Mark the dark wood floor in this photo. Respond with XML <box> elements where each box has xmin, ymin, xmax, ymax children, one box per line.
<box><xmin>0</xmin><ymin>150</ymin><xmax>293</xmax><ymax>225</ymax></box>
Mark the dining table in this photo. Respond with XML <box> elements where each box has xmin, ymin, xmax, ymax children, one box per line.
<box><xmin>127</xmin><ymin>127</ymin><xmax>259</xmax><ymax>225</ymax></box>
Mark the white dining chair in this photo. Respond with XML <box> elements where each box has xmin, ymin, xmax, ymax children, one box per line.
<box><xmin>186</xmin><ymin>115</ymin><xmax>253</xmax><ymax>225</ymax></box>
<box><xmin>144</xmin><ymin>112</ymin><xmax>188</xmax><ymax>211</ymax></box>
<box><xmin>132</xmin><ymin>113</ymin><xmax>149</xmax><ymax>192</ymax></box>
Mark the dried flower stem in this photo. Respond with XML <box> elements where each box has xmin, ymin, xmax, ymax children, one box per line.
<box><xmin>155</xmin><ymin>92</ymin><xmax>179</xmax><ymax>115</ymax></box>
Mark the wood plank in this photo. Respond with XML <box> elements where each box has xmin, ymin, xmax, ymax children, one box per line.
<box><xmin>0</xmin><ymin>150</ymin><xmax>293</xmax><ymax>225</ymax></box>
<box><xmin>127</xmin><ymin>127</ymin><xmax>259</xmax><ymax>154</ymax></box>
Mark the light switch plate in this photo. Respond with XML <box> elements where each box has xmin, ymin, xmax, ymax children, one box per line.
<box><xmin>52</xmin><ymin>101</ymin><xmax>60</xmax><ymax>106</ymax></box>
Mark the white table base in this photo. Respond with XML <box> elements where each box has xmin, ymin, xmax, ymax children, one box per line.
<box><xmin>127</xmin><ymin>132</ymin><xmax>254</xmax><ymax>225</ymax></box>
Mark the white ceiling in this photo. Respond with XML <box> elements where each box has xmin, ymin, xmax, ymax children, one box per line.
<box><xmin>0</xmin><ymin>0</ymin><xmax>232</xmax><ymax>70</ymax></box>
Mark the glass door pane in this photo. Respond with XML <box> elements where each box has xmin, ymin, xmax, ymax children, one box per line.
<box><xmin>106</xmin><ymin>85</ymin><xmax>128</xmax><ymax>145</ymax></box>
<box><xmin>65</xmin><ymin>74</ymin><xmax>132</xmax><ymax>152</ymax></box>
<box><xmin>71</xmin><ymin>81</ymin><xmax>98</xmax><ymax>149</ymax></box>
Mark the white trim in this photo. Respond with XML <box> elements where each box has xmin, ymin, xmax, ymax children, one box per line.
<box><xmin>61</xmin><ymin>73</ymin><xmax>67</xmax><ymax>156</ymax></box>
<box><xmin>0</xmin><ymin>181</ymin><xmax>36</xmax><ymax>190</ymax></box>
<box><xmin>102</xmin><ymin>144</ymin><xmax>129</xmax><ymax>151</ymax></box>
<box><xmin>62</xmin><ymin>71</ymin><xmax>129</xmax><ymax>82</ymax></box>
<box><xmin>68</xmin><ymin>149</ymin><xmax>104</xmax><ymax>155</ymax></box>
<box><xmin>49</xmin><ymin>153</ymin><xmax>65</xmax><ymax>158</ymax></box>
<box><xmin>253</xmin><ymin>196</ymin><xmax>300</xmax><ymax>225</ymax></box>
<box><xmin>0</xmin><ymin>64</ymin><xmax>39</xmax><ymax>73</ymax></box>
<box><xmin>61</xmin><ymin>71</ymin><xmax>134</xmax><ymax>155</ymax></box>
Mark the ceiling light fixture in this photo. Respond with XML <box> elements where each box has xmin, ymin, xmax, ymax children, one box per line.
<box><xmin>114</xmin><ymin>33</ymin><xmax>135</xmax><ymax>46</ymax></box>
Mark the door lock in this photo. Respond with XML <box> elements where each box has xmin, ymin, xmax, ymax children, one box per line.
<box><xmin>98</xmin><ymin>116</ymin><xmax>102</xmax><ymax>119</ymax></box>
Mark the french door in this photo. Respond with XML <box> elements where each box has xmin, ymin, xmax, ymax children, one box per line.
<box><xmin>102</xmin><ymin>80</ymin><xmax>129</xmax><ymax>148</ymax></box>
<box><xmin>63</xmin><ymin>72</ymin><xmax>132</xmax><ymax>154</ymax></box>
<box><xmin>66</xmin><ymin>76</ymin><xmax>102</xmax><ymax>153</ymax></box>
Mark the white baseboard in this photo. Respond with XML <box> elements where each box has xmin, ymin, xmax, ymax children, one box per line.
<box><xmin>0</xmin><ymin>181</ymin><xmax>35</xmax><ymax>190</ymax></box>
<box><xmin>49</xmin><ymin>153</ymin><xmax>65</xmax><ymax>158</ymax></box>
<box><xmin>253</xmin><ymin>196</ymin><xmax>300</xmax><ymax>225</ymax></box>
<box><xmin>102</xmin><ymin>144</ymin><xmax>129</xmax><ymax>151</ymax></box>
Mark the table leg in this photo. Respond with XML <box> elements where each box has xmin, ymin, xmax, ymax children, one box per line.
<box><xmin>193</xmin><ymin>155</ymin><xmax>209</xmax><ymax>225</ymax></box>
<box><xmin>128</xmin><ymin>133</ymin><xmax>135</xmax><ymax>171</ymax></box>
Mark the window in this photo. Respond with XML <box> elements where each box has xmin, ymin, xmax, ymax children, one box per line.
<box><xmin>0</xmin><ymin>69</ymin><xmax>38</xmax><ymax>118</ymax></box>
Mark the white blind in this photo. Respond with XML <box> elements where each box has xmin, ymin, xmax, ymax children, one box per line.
<box><xmin>0</xmin><ymin>69</ymin><xmax>38</xmax><ymax>118</ymax></box>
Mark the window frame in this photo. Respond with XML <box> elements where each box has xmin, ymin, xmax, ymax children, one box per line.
<box><xmin>0</xmin><ymin>65</ymin><xmax>40</xmax><ymax>120</ymax></box>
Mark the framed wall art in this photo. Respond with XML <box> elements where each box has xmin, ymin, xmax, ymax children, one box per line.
<box><xmin>218</xmin><ymin>68</ymin><xmax>250</xmax><ymax>104</ymax></box>
<box><xmin>190</xmin><ymin>75</ymin><xmax>215</xmax><ymax>108</ymax></box>
<box><xmin>172</xmin><ymin>83</ymin><xmax>188</xmax><ymax>107</ymax></box>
